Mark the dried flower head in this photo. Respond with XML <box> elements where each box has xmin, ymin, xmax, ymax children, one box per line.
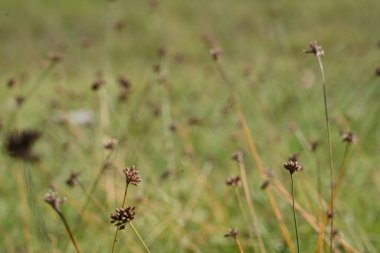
<box><xmin>224</xmin><ymin>228</ymin><xmax>239</xmax><ymax>239</ymax></box>
<box><xmin>210</xmin><ymin>48</ymin><xmax>222</xmax><ymax>62</ymax></box>
<box><xmin>7</xmin><ymin>77</ymin><xmax>18</xmax><ymax>88</ymax></box>
<box><xmin>225</xmin><ymin>176</ymin><xmax>241</xmax><ymax>187</ymax></box>
<box><xmin>110</xmin><ymin>206</ymin><xmax>136</xmax><ymax>230</ymax></box>
<box><xmin>114</xmin><ymin>19</ymin><xmax>127</xmax><ymax>31</ymax></box>
<box><xmin>4</xmin><ymin>129</ymin><xmax>41</xmax><ymax>162</ymax></box>
<box><xmin>309</xmin><ymin>140</ymin><xmax>320</xmax><ymax>152</ymax></box>
<box><xmin>283</xmin><ymin>159</ymin><xmax>303</xmax><ymax>175</ymax></box>
<box><xmin>91</xmin><ymin>78</ymin><xmax>105</xmax><ymax>91</ymax></box>
<box><xmin>123</xmin><ymin>165</ymin><xmax>141</xmax><ymax>186</ymax></box>
<box><xmin>231</xmin><ymin>150</ymin><xmax>243</xmax><ymax>163</ymax></box>
<box><xmin>260</xmin><ymin>179</ymin><xmax>270</xmax><ymax>190</ymax></box>
<box><xmin>48</xmin><ymin>51</ymin><xmax>64</xmax><ymax>64</ymax></box>
<box><xmin>65</xmin><ymin>172</ymin><xmax>81</xmax><ymax>187</ymax></box>
<box><xmin>118</xmin><ymin>75</ymin><xmax>131</xmax><ymax>89</ymax></box>
<box><xmin>304</xmin><ymin>41</ymin><xmax>325</xmax><ymax>57</ymax></box>
<box><xmin>375</xmin><ymin>67</ymin><xmax>380</xmax><ymax>77</ymax></box>
<box><xmin>341</xmin><ymin>131</ymin><xmax>356</xmax><ymax>144</ymax></box>
<box><xmin>158</xmin><ymin>46</ymin><xmax>167</xmax><ymax>58</ymax></box>
<box><xmin>104</xmin><ymin>138</ymin><xmax>118</xmax><ymax>150</ymax></box>
<box><xmin>288</xmin><ymin>154</ymin><xmax>299</xmax><ymax>162</ymax></box>
<box><xmin>44</xmin><ymin>190</ymin><xmax>66</xmax><ymax>212</ymax></box>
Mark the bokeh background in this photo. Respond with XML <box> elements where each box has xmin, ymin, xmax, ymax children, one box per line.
<box><xmin>0</xmin><ymin>0</ymin><xmax>379</xmax><ymax>252</ymax></box>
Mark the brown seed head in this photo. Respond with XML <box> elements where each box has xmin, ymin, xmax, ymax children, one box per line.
<box><xmin>123</xmin><ymin>165</ymin><xmax>141</xmax><ymax>186</ymax></box>
<box><xmin>91</xmin><ymin>78</ymin><xmax>105</xmax><ymax>91</ymax></box>
<box><xmin>225</xmin><ymin>176</ymin><xmax>241</xmax><ymax>187</ymax></box>
<box><xmin>375</xmin><ymin>67</ymin><xmax>380</xmax><ymax>77</ymax></box>
<box><xmin>4</xmin><ymin>129</ymin><xmax>41</xmax><ymax>162</ymax></box>
<box><xmin>65</xmin><ymin>172</ymin><xmax>81</xmax><ymax>187</ymax></box>
<box><xmin>48</xmin><ymin>51</ymin><xmax>64</xmax><ymax>64</ymax></box>
<box><xmin>260</xmin><ymin>179</ymin><xmax>270</xmax><ymax>190</ymax></box>
<box><xmin>341</xmin><ymin>131</ymin><xmax>356</xmax><ymax>144</ymax></box>
<box><xmin>104</xmin><ymin>138</ymin><xmax>118</xmax><ymax>150</ymax></box>
<box><xmin>44</xmin><ymin>190</ymin><xmax>65</xmax><ymax>212</ymax></box>
<box><xmin>231</xmin><ymin>150</ymin><xmax>243</xmax><ymax>163</ymax></box>
<box><xmin>210</xmin><ymin>48</ymin><xmax>222</xmax><ymax>62</ymax></box>
<box><xmin>7</xmin><ymin>77</ymin><xmax>18</xmax><ymax>88</ymax></box>
<box><xmin>283</xmin><ymin>159</ymin><xmax>303</xmax><ymax>175</ymax></box>
<box><xmin>118</xmin><ymin>75</ymin><xmax>131</xmax><ymax>89</ymax></box>
<box><xmin>309</xmin><ymin>140</ymin><xmax>320</xmax><ymax>152</ymax></box>
<box><xmin>224</xmin><ymin>228</ymin><xmax>239</xmax><ymax>239</ymax></box>
<box><xmin>110</xmin><ymin>206</ymin><xmax>136</xmax><ymax>230</ymax></box>
<box><xmin>304</xmin><ymin>41</ymin><xmax>325</xmax><ymax>57</ymax></box>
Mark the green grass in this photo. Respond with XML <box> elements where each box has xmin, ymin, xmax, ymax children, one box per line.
<box><xmin>0</xmin><ymin>0</ymin><xmax>379</xmax><ymax>252</ymax></box>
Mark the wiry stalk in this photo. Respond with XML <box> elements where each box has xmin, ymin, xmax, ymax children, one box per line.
<box><xmin>130</xmin><ymin>222</ymin><xmax>152</xmax><ymax>253</ymax></box>
<box><xmin>57</xmin><ymin>212</ymin><xmax>82</xmax><ymax>253</ymax></box>
<box><xmin>291</xmin><ymin>174</ymin><xmax>300</xmax><ymax>253</ymax></box>
<box><xmin>235</xmin><ymin>238</ymin><xmax>245</xmax><ymax>253</ymax></box>
<box><xmin>316</xmin><ymin>49</ymin><xmax>335</xmax><ymax>253</ymax></box>
<box><xmin>212</xmin><ymin>52</ymin><xmax>292</xmax><ymax>253</ymax></box>
<box><xmin>111</xmin><ymin>183</ymin><xmax>129</xmax><ymax>253</ymax></box>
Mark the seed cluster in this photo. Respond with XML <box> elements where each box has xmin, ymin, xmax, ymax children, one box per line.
<box><xmin>110</xmin><ymin>206</ymin><xmax>136</xmax><ymax>230</ymax></box>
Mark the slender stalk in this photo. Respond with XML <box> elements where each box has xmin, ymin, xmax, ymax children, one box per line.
<box><xmin>130</xmin><ymin>222</ymin><xmax>152</xmax><ymax>253</ymax></box>
<box><xmin>236</xmin><ymin>156</ymin><xmax>266</xmax><ymax>253</ymax></box>
<box><xmin>111</xmin><ymin>227</ymin><xmax>120</xmax><ymax>253</ymax></box>
<box><xmin>213</xmin><ymin>57</ymin><xmax>294</xmax><ymax>253</ymax></box>
<box><xmin>235</xmin><ymin>238</ymin><xmax>245</xmax><ymax>253</ymax></box>
<box><xmin>290</xmin><ymin>174</ymin><xmax>300</xmax><ymax>253</ymax></box>
<box><xmin>57</xmin><ymin>211</ymin><xmax>81</xmax><ymax>253</ymax></box>
<box><xmin>111</xmin><ymin>183</ymin><xmax>129</xmax><ymax>253</ymax></box>
<box><xmin>77</xmin><ymin>151</ymin><xmax>113</xmax><ymax>224</ymax></box>
<box><xmin>234</xmin><ymin>188</ymin><xmax>248</xmax><ymax>226</ymax></box>
<box><xmin>316</xmin><ymin>54</ymin><xmax>334</xmax><ymax>253</ymax></box>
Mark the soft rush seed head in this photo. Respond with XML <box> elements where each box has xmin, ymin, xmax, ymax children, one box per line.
<box><xmin>341</xmin><ymin>131</ymin><xmax>356</xmax><ymax>144</ymax></box>
<box><xmin>65</xmin><ymin>172</ymin><xmax>81</xmax><ymax>187</ymax></box>
<box><xmin>110</xmin><ymin>206</ymin><xmax>136</xmax><ymax>230</ymax></box>
<box><xmin>210</xmin><ymin>48</ymin><xmax>222</xmax><ymax>62</ymax></box>
<box><xmin>283</xmin><ymin>159</ymin><xmax>303</xmax><ymax>175</ymax></box>
<box><xmin>123</xmin><ymin>165</ymin><xmax>141</xmax><ymax>186</ymax></box>
<box><xmin>231</xmin><ymin>150</ymin><xmax>243</xmax><ymax>163</ymax></box>
<box><xmin>225</xmin><ymin>176</ymin><xmax>241</xmax><ymax>187</ymax></box>
<box><xmin>304</xmin><ymin>41</ymin><xmax>325</xmax><ymax>57</ymax></box>
<box><xmin>224</xmin><ymin>228</ymin><xmax>239</xmax><ymax>239</ymax></box>
<box><xmin>44</xmin><ymin>190</ymin><xmax>66</xmax><ymax>212</ymax></box>
<box><xmin>4</xmin><ymin>129</ymin><xmax>41</xmax><ymax>162</ymax></box>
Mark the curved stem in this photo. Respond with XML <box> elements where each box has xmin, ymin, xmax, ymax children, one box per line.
<box><xmin>58</xmin><ymin>211</ymin><xmax>81</xmax><ymax>253</ymax></box>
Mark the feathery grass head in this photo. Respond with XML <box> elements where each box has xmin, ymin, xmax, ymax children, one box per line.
<box><xmin>110</xmin><ymin>206</ymin><xmax>136</xmax><ymax>230</ymax></box>
<box><xmin>123</xmin><ymin>165</ymin><xmax>141</xmax><ymax>186</ymax></box>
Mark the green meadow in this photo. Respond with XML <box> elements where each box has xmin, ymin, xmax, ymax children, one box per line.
<box><xmin>0</xmin><ymin>1</ymin><xmax>379</xmax><ymax>252</ymax></box>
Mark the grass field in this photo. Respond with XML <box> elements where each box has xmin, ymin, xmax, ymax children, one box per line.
<box><xmin>0</xmin><ymin>1</ymin><xmax>379</xmax><ymax>252</ymax></box>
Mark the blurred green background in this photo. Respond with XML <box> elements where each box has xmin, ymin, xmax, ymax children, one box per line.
<box><xmin>0</xmin><ymin>0</ymin><xmax>379</xmax><ymax>252</ymax></box>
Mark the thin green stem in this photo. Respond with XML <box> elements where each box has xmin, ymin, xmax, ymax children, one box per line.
<box><xmin>291</xmin><ymin>174</ymin><xmax>300</xmax><ymax>253</ymax></box>
<box><xmin>130</xmin><ymin>222</ymin><xmax>151</xmax><ymax>253</ymax></box>
<box><xmin>111</xmin><ymin>227</ymin><xmax>120</xmax><ymax>253</ymax></box>
<box><xmin>316</xmin><ymin>55</ymin><xmax>334</xmax><ymax>253</ymax></box>
<box><xmin>111</xmin><ymin>181</ymin><xmax>130</xmax><ymax>253</ymax></box>
<box><xmin>58</xmin><ymin>211</ymin><xmax>81</xmax><ymax>253</ymax></box>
